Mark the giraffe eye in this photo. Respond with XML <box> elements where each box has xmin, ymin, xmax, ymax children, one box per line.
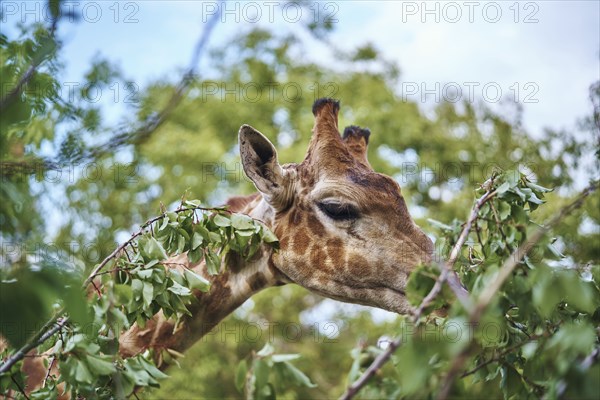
<box><xmin>318</xmin><ymin>201</ymin><xmax>359</xmax><ymax>221</ymax></box>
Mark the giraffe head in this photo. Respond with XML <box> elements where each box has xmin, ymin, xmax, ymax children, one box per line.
<box><xmin>239</xmin><ymin>98</ymin><xmax>433</xmax><ymax>314</ymax></box>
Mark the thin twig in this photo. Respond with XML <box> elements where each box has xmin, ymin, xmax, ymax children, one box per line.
<box><xmin>338</xmin><ymin>339</ymin><xmax>402</xmax><ymax>400</ymax></box>
<box><xmin>84</xmin><ymin>205</ymin><xmax>227</xmax><ymax>286</ymax></box>
<box><xmin>43</xmin><ymin>355</ymin><xmax>56</xmax><ymax>387</ymax></box>
<box><xmin>91</xmin><ymin>280</ymin><xmax>103</xmax><ymax>298</ymax></box>
<box><xmin>414</xmin><ymin>188</ymin><xmax>496</xmax><ymax>319</ymax></box>
<box><xmin>460</xmin><ymin>335</ymin><xmax>541</xmax><ymax>378</ymax></box>
<box><xmin>10</xmin><ymin>375</ymin><xmax>30</xmax><ymax>400</ymax></box>
<box><xmin>437</xmin><ymin>181</ymin><xmax>598</xmax><ymax>400</ymax></box>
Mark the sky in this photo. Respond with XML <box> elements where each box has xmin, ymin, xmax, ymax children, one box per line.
<box><xmin>2</xmin><ymin>0</ymin><xmax>594</xmax><ymax>136</ymax></box>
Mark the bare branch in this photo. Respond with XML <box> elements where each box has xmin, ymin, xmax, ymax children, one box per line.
<box><xmin>338</xmin><ymin>339</ymin><xmax>403</xmax><ymax>400</ymax></box>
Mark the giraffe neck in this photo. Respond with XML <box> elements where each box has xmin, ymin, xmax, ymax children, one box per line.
<box><xmin>119</xmin><ymin>194</ymin><xmax>280</xmax><ymax>360</ymax></box>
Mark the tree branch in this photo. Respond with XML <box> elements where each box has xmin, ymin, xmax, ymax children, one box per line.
<box><xmin>437</xmin><ymin>181</ymin><xmax>598</xmax><ymax>400</ymax></box>
<box><xmin>1</xmin><ymin>2</ymin><xmax>224</xmax><ymax>177</ymax></box>
<box><xmin>338</xmin><ymin>339</ymin><xmax>403</xmax><ymax>400</ymax></box>
<box><xmin>0</xmin><ymin>317</ymin><xmax>69</xmax><ymax>375</ymax></box>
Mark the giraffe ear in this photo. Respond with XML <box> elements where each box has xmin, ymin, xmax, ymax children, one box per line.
<box><xmin>239</xmin><ymin>125</ymin><xmax>291</xmax><ymax>208</ymax></box>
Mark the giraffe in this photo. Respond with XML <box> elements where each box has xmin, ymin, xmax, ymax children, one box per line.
<box><xmin>16</xmin><ymin>98</ymin><xmax>434</xmax><ymax>395</ymax></box>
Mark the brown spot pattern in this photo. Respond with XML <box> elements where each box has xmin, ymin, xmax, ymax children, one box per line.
<box><xmin>326</xmin><ymin>237</ymin><xmax>344</xmax><ymax>264</ymax></box>
<box><xmin>247</xmin><ymin>272</ymin><xmax>268</xmax><ymax>292</ymax></box>
<box><xmin>293</xmin><ymin>228</ymin><xmax>310</xmax><ymax>254</ymax></box>
<box><xmin>347</xmin><ymin>254</ymin><xmax>370</xmax><ymax>278</ymax></box>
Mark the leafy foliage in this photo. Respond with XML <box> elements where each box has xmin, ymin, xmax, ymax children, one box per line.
<box><xmin>350</xmin><ymin>173</ymin><xmax>599</xmax><ymax>399</ymax></box>
<box><xmin>0</xmin><ymin>199</ymin><xmax>282</xmax><ymax>398</ymax></box>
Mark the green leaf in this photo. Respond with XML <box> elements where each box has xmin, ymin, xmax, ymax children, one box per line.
<box><xmin>140</xmin><ymin>236</ymin><xmax>168</xmax><ymax>261</ymax></box>
<box><xmin>205</xmin><ymin>249</ymin><xmax>221</xmax><ymax>275</ymax></box>
<box><xmin>138</xmin><ymin>356</ymin><xmax>169</xmax><ymax>380</ymax></box>
<box><xmin>236</xmin><ymin>231</ymin><xmax>252</xmax><ymax>248</ymax></box>
<box><xmin>505</xmin><ymin>170</ymin><xmax>521</xmax><ymax>188</ymax></box>
<box><xmin>137</xmin><ymin>269</ymin><xmax>153</xmax><ymax>279</ymax></box>
<box><xmin>253</xmin><ymin>359</ymin><xmax>269</xmax><ymax>393</ymax></box>
<box><xmin>167</xmin><ymin>281</ymin><xmax>192</xmax><ymax>296</ymax></box>
<box><xmin>280</xmin><ymin>361</ymin><xmax>317</xmax><ymax>388</ymax></box>
<box><xmin>208</xmin><ymin>231</ymin><xmax>222</xmax><ymax>244</ymax></box>
<box><xmin>188</xmin><ymin>246</ymin><xmax>203</xmax><ymax>264</ymax></box>
<box><xmin>213</xmin><ymin>214</ymin><xmax>231</xmax><ymax>227</ymax></box>
<box><xmin>131</xmin><ymin>279</ymin><xmax>143</xmax><ymax>301</ymax></box>
<box><xmin>512</xmin><ymin>187</ymin><xmax>527</xmax><ymax>201</ymax></box>
<box><xmin>262</xmin><ymin>227</ymin><xmax>279</xmax><ymax>245</ymax></box>
<box><xmin>235</xmin><ymin>359</ymin><xmax>248</xmax><ymax>392</ymax></box>
<box><xmin>176</xmin><ymin>234</ymin><xmax>186</xmax><ymax>254</ymax></box>
<box><xmin>86</xmin><ymin>355</ymin><xmax>117</xmax><ymax>376</ymax></box>
<box><xmin>142</xmin><ymin>281</ymin><xmax>154</xmax><ymax>307</ymax></box>
<box><xmin>75</xmin><ymin>360</ymin><xmax>94</xmax><ymax>384</ymax></box>
<box><xmin>527</xmin><ymin>192</ymin><xmax>544</xmax><ymax>205</ymax></box>
<box><xmin>114</xmin><ymin>284</ymin><xmax>133</xmax><ymax>305</ymax></box>
<box><xmin>169</xmin><ymin>269</ymin><xmax>185</xmax><ymax>285</ymax></box>
<box><xmin>231</xmin><ymin>213</ymin><xmax>254</xmax><ymax>230</ymax></box>
<box><xmin>195</xmin><ymin>224</ymin><xmax>210</xmax><ymax>240</ymax></box>
<box><xmin>158</xmin><ymin>216</ymin><xmax>169</xmax><ymax>232</ymax></box>
<box><xmin>48</xmin><ymin>0</ymin><xmax>60</xmax><ymax>18</ymax></box>
<box><xmin>496</xmin><ymin>181</ymin><xmax>510</xmax><ymax>194</ymax></box>
<box><xmin>271</xmin><ymin>354</ymin><xmax>301</xmax><ymax>363</ymax></box>
<box><xmin>184</xmin><ymin>199</ymin><xmax>202</xmax><ymax>207</ymax></box>
<box><xmin>256</xmin><ymin>343</ymin><xmax>275</xmax><ymax>357</ymax></box>
<box><xmin>191</xmin><ymin>232</ymin><xmax>203</xmax><ymax>250</ymax></box>
<box><xmin>497</xmin><ymin>201</ymin><xmax>511</xmax><ymax>220</ymax></box>
<box><xmin>183</xmin><ymin>268</ymin><xmax>211</xmax><ymax>292</ymax></box>
<box><xmin>525</xmin><ymin>181</ymin><xmax>553</xmax><ymax>193</ymax></box>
